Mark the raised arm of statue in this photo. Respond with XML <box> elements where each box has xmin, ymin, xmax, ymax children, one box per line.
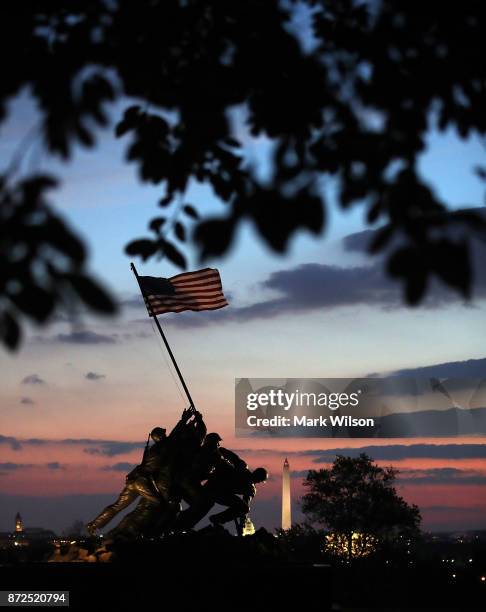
<box><xmin>196</xmin><ymin>412</ymin><xmax>207</xmax><ymax>440</ymax></box>
<box><xmin>168</xmin><ymin>409</ymin><xmax>191</xmax><ymax>439</ymax></box>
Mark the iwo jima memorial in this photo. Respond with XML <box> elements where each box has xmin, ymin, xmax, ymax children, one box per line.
<box><xmin>83</xmin><ymin>264</ymin><xmax>269</xmax><ymax>542</ymax></box>
<box><xmin>4</xmin><ymin>265</ymin><xmax>331</xmax><ymax>609</ymax></box>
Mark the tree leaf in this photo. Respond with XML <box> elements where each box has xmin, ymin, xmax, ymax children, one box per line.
<box><xmin>125</xmin><ymin>238</ymin><xmax>158</xmax><ymax>261</ymax></box>
<box><xmin>174</xmin><ymin>221</ymin><xmax>186</xmax><ymax>242</ymax></box>
<box><xmin>149</xmin><ymin>217</ymin><xmax>166</xmax><ymax>233</ymax></box>
<box><xmin>66</xmin><ymin>274</ymin><xmax>117</xmax><ymax>314</ymax></box>
<box><xmin>183</xmin><ymin>204</ymin><xmax>199</xmax><ymax>219</ymax></box>
<box><xmin>1</xmin><ymin>312</ymin><xmax>21</xmax><ymax>350</ymax></box>
<box><xmin>159</xmin><ymin>239</ymin><xmax>186</xmax><ymax>269</ymax></box>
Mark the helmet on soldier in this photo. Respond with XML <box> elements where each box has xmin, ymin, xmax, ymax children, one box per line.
<box><xmin>150</xmin><ymin>427</ymin><xmax>167</xmax><ymax>442</ymax></box>
<box><xmin>205</xmin><ymin>432</ymin><xmax>222</xmax><ymax>448</ymax></box>
<box><xmin>252</xmin><ymin>467</ymin><xmax>268</xmax><ymax>483</ymax></box>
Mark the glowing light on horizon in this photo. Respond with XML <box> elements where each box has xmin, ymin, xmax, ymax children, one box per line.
<box><xmin>325</xmin><ymin>531</ymin><xmax>377</xmax><ymax>558</ymax></box>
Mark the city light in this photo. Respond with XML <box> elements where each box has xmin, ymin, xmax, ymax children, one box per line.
<box><xmin>325</xmin><ymin>532</ymin><xmax>377</xmax><ymax>558</ymax></box>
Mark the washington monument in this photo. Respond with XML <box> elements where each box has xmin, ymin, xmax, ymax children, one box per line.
<box><xmin>281</xmin><ymin>457</ymin><xmax>291</xmax><ymax>530</ymax></box>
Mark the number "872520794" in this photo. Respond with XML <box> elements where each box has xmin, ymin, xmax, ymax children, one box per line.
<box><xmin>1</xmin><ymin>591</ymin><xmax>68</xmax><ymax>606</ymax></box>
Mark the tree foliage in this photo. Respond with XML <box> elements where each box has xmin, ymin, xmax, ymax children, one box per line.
<box><xmin>301</xmin><ymin>454</ymin><xmax>421</xmax><ymax>559</ymax></box>
<box><xmin>0</xmin><ymin>175</ymin><xmax>116</xmax><ymax>349</ymax></box>
<box><xmin>1</xmin><ymin>1</ymin><xmax>486</xmax><ymax>348</ymax></box>
<box><xmin>275</xmin><ymin>523</ymin><xmax>323</xmax><ymax>561</ymax></box>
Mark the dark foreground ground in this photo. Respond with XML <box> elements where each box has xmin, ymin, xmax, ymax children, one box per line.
<box><xmin>0</xmin><ymin>561</ymin><xmax>332</xmax><ymax>609</ymax></box>
<box><xmin>1</xmin><ymin>529</ymin><xmax>484</xmax><ymax>610</ymax></box>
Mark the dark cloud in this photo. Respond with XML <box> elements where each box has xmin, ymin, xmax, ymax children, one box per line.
<box><xmin>82</xmin><ymin>441</ymin><xmax>144</xmax><ymax>457</ymax></box>
<box><xmin>397</xmin><ymin>468</ymin><xmax>486</xmax><ymax>486</ymax></box>
<box><xmin>309</xmin><ymin>444</ymin><xmax>486</xmax><ymax>462</ymax></box>
<box><xmin>34</xmin><ymin>329</ymin><xmax>150</xmax><ymax>344</ymax></box>
<box><xmin>55</xmin><ymin>331</ymin><xmax>116</xmax><ymax>345</ymax></box>
<box><xmin>160</xmin><ymin>259</ymin><xmax>486</xmax><ymax>329</ymax></box>
<box><xmin>0</xmin><ymin>435</ymin><xmax>22</xmax><ymax>451</ymax></box>
<box><xmin>85</xmin><ymin>372</ymin><xmax>106</xmax><ymax>381</ymax></box>
<box><xmin>100</xmin><ymin>462</ymin><xmax>137</xmax><ymax>472</ymax></box>
<box><xmin>20</xmin><ymin>397</ymin><xmax>35</xmax><ymax>405</ymax></box>
<box><xmin>232</xmin><ymin>444</ymin><xmax>486</xmax><ymax>461</ymax></box>
<box><xmin>0</xmin><ymin>463</ymin><xmax>34</xmax><ymax>470</ymax></box>
<box><xmin>0</xmin><ymin>462</ymin><xmax>65</xmax><ymax>471</ymax></box>
<box><xmin>46</xmin><ymin>462</ymin><xmax>65</xmax><ymax>470</ymax></box>
<box><xmin>3</xmin><ymin>435</ymin><xmax>484</xmax><ymax>463</ymax></box>
<box><xmin>391</xmin><ymin>358</ymin><xmax>486</xmax><ymax>379</ymax></box>
<box><xmin>153</xmin><ymin>263</ymin><xmax>402</xmax><ymax>329</ymax></box>
<box><xmin>21</xmin><ymin>374</ymin><xmax>46</xmax><ymax>385</ymax></box>
<box><xmin>210</xmin><ymin>444</ymin><xmax>486</xmax><ymax>462</ymax></box>
<box><xmin>293</xmin><ymin>466</ymin><xmax>486</xmax><ymax>485</ymax></box>
<box><xmin>0</xmin><ymin>435</ymin><xmax>143</xmax><ymax>456</ymax></box>
<box><xmin>343</xmin><ymin>228</ymin><xmax>380</xmax><ymax>254</ymax></box>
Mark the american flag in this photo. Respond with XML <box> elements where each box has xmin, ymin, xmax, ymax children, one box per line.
<box><xmin>138</xmin><ymin>268</ymin><xmax>228</xmax><ymax>316</ymax></box>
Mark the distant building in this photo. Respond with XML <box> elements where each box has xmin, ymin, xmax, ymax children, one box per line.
<box><xmin>15</xmin><ymin>512</ymin><xmax>23</xmax><ymax>533</ymax></box>
<box><xmin>282</xmin><ymin>457</ymin><xmax>291</xmax><ymax>530</ymax></box>
<box><xmin>0</xmin><ymin>513</ymin><xmax>57</xmax><ymax>549</ymax></box>
<box><xmin>23</xmin><ymin>527</ymin><xmax>57</xmax><ymax>541</ymax></box>
<box><xmin>242</xmin><ymin>516</ymin><xmax>255</xmax><ymax>537</ymax></box>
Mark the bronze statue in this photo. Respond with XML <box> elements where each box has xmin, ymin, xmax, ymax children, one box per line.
<box><xmin>176</xmin><ymin>437</ymin><xmax>268</xmax><ymax>532</ymax></box>
<box><xmin>206</xmin><ymin>466</ymin><xmax>268</xmax><ymax>532</ymax></box>
<box><xmin>86</xmin><ymin>408</ymin><xmax>194</xmax><ymax>535</ymax></box>
<box><xmin>86</xmin><ymin>408</ymin><xmax>268</xmax><ymax>539</ymax></box>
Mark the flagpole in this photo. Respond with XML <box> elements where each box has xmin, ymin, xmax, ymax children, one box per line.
<box><xmin>130</xmin><ymin>262</ymin><xmax>196</xmax><ymax>410</ymax></box>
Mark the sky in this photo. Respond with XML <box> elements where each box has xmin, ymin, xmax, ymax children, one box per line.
<box><xmin>0</xmin><ymin>92</ymin><xmax>485</xmax><ymax>535</ymax></box>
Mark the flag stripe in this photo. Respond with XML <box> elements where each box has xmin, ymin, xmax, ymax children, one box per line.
<box><xmin>147</xmin><ymin>297</ymin><xmax>228</xmax><ymax>308</ymax></box>
<box><xmin>172</xmin><ymin>274</ymin><xmax>221</xmax><ymax>285</ymax></box>
<box><xmin>172</xmin><ymin>275</ymin><xmax>220</xmax><ymax>287</ymax></box>
<box><xmin>169</xmin><ymin>268</ymin><xmax>215</xmax><ymax>282</ymax></box>
<box><xmin>148</xmin><ymin>293</ymin><xmax>226</xmax><ymax>303</ymax></box>
<box><xmin>149</xmin><ymin>302</ymin><xmax>228</xmax><ymax>315</ymax></box>
<box><xmin>146</xmin><ymin>296</ymin><xmax>228</xmax><ymax>307</ymax></box>
<box><xmin>141</xmin><ymin>267</ymin><xmax>228</xmax><ymax>316</ymax></box>
<box><xmin>172</xmin><ymin>271</ymin><xmax>220</xmax><ymax>282</ymax></box>
<box><xmin>157</xmin><ymin>298</ymin><xmax>228</xmax><ymax>308</ymax></box>
<box><xmin>147</xmin><ymin>292</ymin><xmax>222</xmax><ymax>301</ymax></box>
<box><xmin>171</xmin><ymin>280</ymin><xmax>222</xmax><ymax>290</ymax></box>
<box><xmin>170</xmin><ymin>289</ymin><xmax>223</xmax><ymax>297</ymax></box>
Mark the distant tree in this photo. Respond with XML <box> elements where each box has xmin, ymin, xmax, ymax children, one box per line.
<box><xmin>301</xmin><ymin>454</ymin><xmax>421</xmax><ymax>560</ymax></box>
<box><xmin>2</xmin><ymin>1</ymin><xmax>486</xmax><ymax>349</ymax></box>
<box><xmin>275</xmin><ymin>523</ymin><xmax>323</xmax><ymax>561</ymax></box>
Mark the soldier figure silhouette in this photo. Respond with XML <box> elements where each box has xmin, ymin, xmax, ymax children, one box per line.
<box><xmin>86</xmin><ymin>410</ymin><xmax>268</xmax><ymax>538</ymax></box>
<box><xmin>176</xmin><ymin>434</ymin><xmax>268</xmax><ymax>532</ymax></box>
<box><xmin>86</xmin><ymin>408</ymin><xmax>193</xmax><ymax>535</ymax></box>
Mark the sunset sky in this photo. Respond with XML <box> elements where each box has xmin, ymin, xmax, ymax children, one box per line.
<box><xmin>0</xmin><ymin>93</ymin><xmax>485</xmax><ymax>534</ymax></box>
